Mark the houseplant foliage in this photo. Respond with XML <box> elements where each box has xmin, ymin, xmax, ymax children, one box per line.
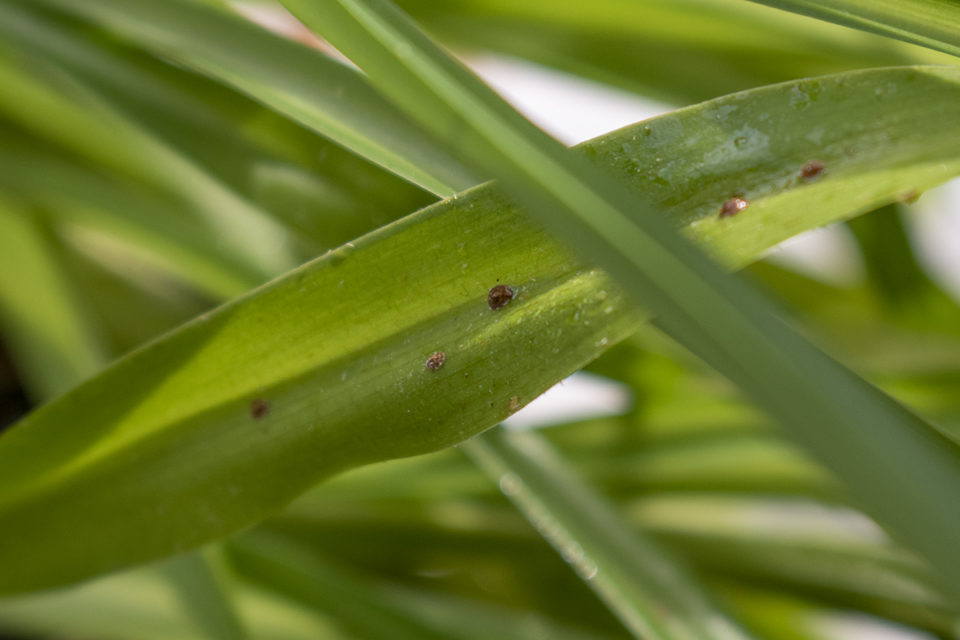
<box><xmin>0</xmin><ymin>0</ymin><xmax>959</xmax><ymax>638</ymax></box>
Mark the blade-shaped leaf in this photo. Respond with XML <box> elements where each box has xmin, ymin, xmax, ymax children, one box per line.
<box><xmin>746</xmin><ymin>0</ymin><xmax>960</xmax><ymax>59</ymax></box>
<box><xmin>0</xmin><ymin>130</ymin><xmax>263</xmax><ymax>300</ymax></box>
<box><xmin>159</xmin><ymin>550</ymin><xmax>249</xmax><ymax>640</ymax></box>
<box><xmin>397</xmin><ymin>0</ymin><xmax>947</xmax><ymax>104</ymax></box>
<box><xmin>0</xmin><ymin>2</ymin><xmax>435</xmax><ymax>251</ymax></box>
<box><xmin>1</xmin><ymin>65</ymin><xmax>959</xmax><ymax>594</ymax></box>
<box><xmin>465</xmin><ymin>429</ymin><xmax>756</xmax><ymax>639</ymax></box>
<box><xmin>0</xmin><ymin>47</ymin><xmax>299</xmax><ymax>279</ymax></box>
<box><xmin>0</xmin><ymin>198</ymin><xmax>106</xmax><ymax>400</ymax></box>
<box><xmin>0</xmin><ymin>192</ymin><xmax>250</xmax><ymax>636</ymax></box>
<box><xmin>0</xmin><ymin>565</ymin><xmax>345</xmax><ymax>640</ymax></box>
<box><xmin>26</xmin><ymin>0</ymin><xmax>479</xmax><ymax>197</ymax></box>
<box><xmin>278</xmin><ymin>0</ymin><xmax>960</xmax><ymax>597</ymax></box>
<box><xmin>229</xmin><ymin>532</ymin><xmax>613</xmax><ymax>640</ymax></box>
<box><xmin>272</xmin><ymin>466</ymin><xmax>959</xmax><ymax>635</ymax></box>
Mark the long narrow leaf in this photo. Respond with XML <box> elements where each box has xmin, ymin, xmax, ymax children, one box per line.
<box><xmin>746</xmin><ymin>0</ymin><xmax>960</xmax><ymax>58</ymax></box>
<box><xmin>1</xmin><ymin>65</ymin><xmax>959</xmax><ymax>594</ymax></box>
<box><xmin>279</xmin><ymin>0</ymin><xmax>960</xmax><ymax>597</ymax></box>
<box><xmin>465</xmin><ymin>429</ymin><xmax>755</xmax><ymax>639</ymax></box>
<box><xmin>0</xmin><ymin>199</ymin><xmax>250</xmax><ymax>635</ymax></box>
<box><xmin>0</xmin><ymin>2</ymin><xmax>434</xmax><ymax>250</ymax></box>
<box><xmin>0</xmin><ymin>48</ymin><xmax>298</xmax><ymax>279</ymax></box>
<box><xmin>27</xmin><ymin>0</ymin><xmax>479</xmax><ymax>197</ymax></box>
<box><xmin>230</xmin><ymin>533</ymin><xmax>463</xmax><ymax>640</ymax></box>
<box><xmin>271</xmin><ymin>488</ymin><xmax>958</xmax><ymax>635</ymax></box>
<box><xmin>0</xmin><ymin>132</ymin><xmax>262</xmax><ymax>299</ymax></box>
<box><xmin>159</xmin><ymin>550</ymin><xmax>248</xmax><ymax>640</ymax></box>
<box><xmin>397</xmin><ymin>0</ymin><xmax>945</xmax><ymax>104</ymax></box>
<box><xmin>230</xmin><ymin>532</ymin><xmax>611</xmax><ymax>640</ymax></box>
<box><xmin>0</xmin><ymin>198</ymin><xmax>106</xmax><ymax>400</ymax></box>
<box><xmin>0</xmin><ymin>566</ymin><xmax>344</xmax><ymax>640</ymax></box>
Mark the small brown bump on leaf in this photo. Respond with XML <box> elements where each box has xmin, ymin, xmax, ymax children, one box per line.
<box><xmin>250</xmin><ymin>399</ymin><xmax>269</xmax><ymax>419</ymax></box>
<box><xmin>801</xmin><ymin>160</ymin><xmax>825</xmax><ymax>180</ymax></box>
<box><xmin>719</xmin><ymin>196</ymin><xmax>749</xmax><ymax>218</ymax></box>
<box><xmin>488</xmin><ymin>284</ymin><xmax>515</xmax><ymax>310</ymax></box>
<box><xmin>900</xmin><ymin>190</ymin><xmax>921</xmax><ymax>204</ymax></box>
<box><xmin>509</xmin><ymin>396</ymin><xmax>520</xmax><ymax>412</ymax></box>
<box><xmin>425</xmin><ymin>351</ymin><xmax>446</xmax><ymax>371</ymax></box>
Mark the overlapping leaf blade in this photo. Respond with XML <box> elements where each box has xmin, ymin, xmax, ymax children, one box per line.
<box><xmin>0</xmin><ymin>198</ymin><xmax>106</xmax><ymax>400</ymax></box>
<box><xmin>280</xmin><ymin>0</ymin><xmax>960</xmax><ymax>596</ymax></box>
<box><xmin>396</xmin><ymin>0</ymin><xmax>947</xmax><ymax>104</ymax></box>
<box><xmin>465</xmin><ymin>429</ymin><xmax>756</xmax><ymax>639</ymax></box>
<box><xmin>0</xmin><ymin>1</ymin><xmax>436</xmax><ymax>254</ymax></box>
<box><xmin>0</xmin><ymin>61</ymin><xmax>958</xmax><ymax>593</ymax></box>
<box><xmin>747</xmin><ymin>0</ymin><xmax>960</xmax><ymax>58</ymax></box>
<box><xmin>27</xmin><ymin>0</ymin><xmax>479</xmax><ymax>197</ymax></box>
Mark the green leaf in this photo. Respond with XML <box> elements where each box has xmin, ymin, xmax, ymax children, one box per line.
<box><xmin>633</xmin><ymin>494</ymin><xmax>959</xmax><ymax>634</ymax></box>
<box><xmin>716</xmin><ymin>584</ymin><xmax>857</xmax><ymax>640</ymax></box>
<box><xmin>397</xmin><ymin>0</ymin><xmax>946</xmax><ymax>104</ymax></box>
<box><xmin>229</xmin><ymin>532</ymin><xmax>611</xmax><ymax>640</ymax></box>
<box><xmin>52</xmin><ymin>239</ymin><xmax>211</xmax><ymax>356</ymax></box>
<box><xmin>1</xmin><ymin>64</ymin><xmax>959</xmax><ymax>594</ymax></box>
<box><xmin>0</xmin><ymin>129</ymin><xmax>262</xmax><ymax>300</ymax></box>
<box><xmin>846</xmin><ymin>204</ymin><xmax>945</xmax><ymax>311</ymax></box>
<box><xmin>27</xmin><ymin>0</ymin><xmax>479</xmax><ymax>197</ymax></box>
<box><xmin>464</xmin><ymin>429</ymin><xmax>755</xmax><ymax>639</ymax></box>
<box><xmin>229</xmin><ymin>533</ymin><xmax>471</xmax><ymax>640</ymax></box>
<box><xmin>274</xmin><ymin>469</ymin><xmax>957</xmax><ymax>635</ymax></box>
<box><xmin>746</xmin><ymin>0</ymin><xmax>960</xmax><ymax>58</ymax></box>
<box><xmin>0</xmin><ymin>46</ymin><xmax>299</xmax><ymax>279</ymax></box>
<box><xmin>0</xmin><ymin>197</ymin><xmax>107</xmax><ymax>400</ymax></box>
<box><xmin>278</xmin><ymin>0</ymin><xmax>960</xmax><ymax>597</ymax></box>
<box><xmin>0</xmin><ymin>565</ymin><xmax>346</xmax><ymax>640</ymax></box>
<box><xmin>158</xmin><ymin>550</ymin><xmax>249</xmax><ymax>640</ymax></box>
<box><xmin>0</xmin><ymin>184</ymin><xmax>634</xmax><ymax>594</ymax></box>
<box><xmin>0</xmin><ymin>2</ymin><xmax>435</xmax><ymax>251</ymax></box>
<box><xmin>0</xmin><ymin>193</ymin><xmax>249</xmax><ymax>636</ymax></box>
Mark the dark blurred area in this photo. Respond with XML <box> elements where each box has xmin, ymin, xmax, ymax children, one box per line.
<box><xmin>0</xmin><ymin>340</ymin><xmax>30</xmax><ymax>435</ymax></box>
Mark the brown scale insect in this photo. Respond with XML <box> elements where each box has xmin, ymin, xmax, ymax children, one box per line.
<box><xmin>509</xmin><ymin>396</ymin><xmax>520</xmax><ymax>412</ymax></box>
<box><xmin>425</xmin><ymin>351</ymin><xmax>446</xmax><ymax>371</ymax></box>
<box><xmin>719</xmin><ymin>196</ymin><xmax>749</xmax><ymax>218</ymax></box>
<box><xmin>250</xmin><ymin>398</ymin><xmax>269</xmax><ymax>419</ymax></box>
<box><xmin>488</xmin><ymin>284</ymin><xmax>515</xmax><ymax>310</ymax></box>
<box><xmin>801</xmin><ymin>160</ymin><xmax>825</xmax><ymax>180</ymax></box>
